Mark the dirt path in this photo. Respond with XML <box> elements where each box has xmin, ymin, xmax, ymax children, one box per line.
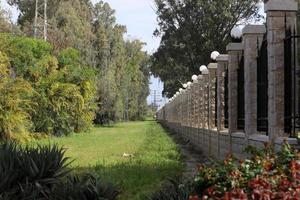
<box><xmin>168</xmin><ymin>131</ymin><xmax>210</xmax><ymax>180</ymax></box>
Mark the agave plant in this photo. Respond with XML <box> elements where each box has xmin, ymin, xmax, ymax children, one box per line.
<box><xmin>0</xmin><ymin>142</ymin><xmax>119</xmax><ymax>200</ymax></box>
<box><xmin>51</xmin><ymin>174</ymin><xmax>120</xmax><ymax>200</ymax></box>
<box><xmin>0</xmin><ymin>142</ymin><xmax>71</xmax><ymax>198</ymax></box>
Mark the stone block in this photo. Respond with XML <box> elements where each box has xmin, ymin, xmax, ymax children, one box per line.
<box><xmin>216</xmin><ymin>54</ymin><xmax>229</xmax><ymax>62</ymax></box>
<box><xmin>226</xmin><ymin>43</ymin><xmax>243</xmax><ymax>51</ymax></box>
<box><xmin>243</xmin><ymin>25</ymin><xmax>266</xmax><ymax>35</ymax></box>
<box><xmin>265</xmin><ymin>0</ymin><xmax>298</xmax><ymax>12</ymax></box>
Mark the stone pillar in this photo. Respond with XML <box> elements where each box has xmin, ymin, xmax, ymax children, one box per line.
<box><xmin>216</xmin><ymin>55</ymin><xmax>229</xmax><ymax>132</ymax></box>
<box><xmin>227</xmin><ymin>43</ymin><xmax>243</xmax><ymax>153</ymax></box>
<box><xmin>265</xmin><ymin>0</ymin><xmax>298</xmax><ymax>141</ymax></box>
<box><xmin>192</xmin><ymin>83</ymin><xmax>196</xmax><ymax>127</ymax></box>
<box><xmin>208</xmin><ymin>63</ymin><xmax>218</xmax><ymax>129</ymax></box>
<box><xmin>188</xmin><ymin>85</ymin><xmax>193</xmax><ymax>127</ymax></box>
<box><xmin>202</xmin><ymin>71</ymin><xmax>209</xmax><ymax>129</ymax></box>
<box><xmin>193</xmin><ymin>80</ymin><xmax>200</xmax><ymax>128</ymax></box>
<box><xmin>243</xmin><ymin>25</ymin><xmax>266</xmax><ymax>139</ymax></box>
<box><xmin>198</xmin><ymin>75</ymin><xmax>204</xmax><ymax>128</ymax></box>
<box><xmin>226</xmin><ymin>43</ymin><xmax>243</xmax><ymax>134</ymax></box>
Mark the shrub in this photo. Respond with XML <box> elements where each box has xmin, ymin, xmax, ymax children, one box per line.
<box><xmin>148</xmin><ymin>142</ymin><xmax>300</xmax><ymax>200</ymax></box>
<box><xmin>0</xmin><ymin>33</ymin><xmax>52</xmax><ymax>77</ymax></box>
<box><xmin>0</xmin><ymin>34</ymin><xmax>96</xmax><ymax>138</ymax></box>
<box><xmin>193</xmin><ymin>142</ymin><xmax>300</xmax><ymax>199</ymax></box>
<box><xmin>147</xmin><ymin>179</ymin><xmax>193</xmax><ymax>200</ymax></box>
<box><xmin>0</xmin><ymin>51</ymin><xmax>10</xmax><ymax>77</ymax></box>
<box><xmin>52</xmin><ymin>174</ymin><xmax>120</xmax><ymax>200</ymax></box>
<box><xmin>0</xmin><ymin>77</ymin><xmax>33</xmax><ymax>140</ymax></box>
<box><xmin>0</xmin><ymin>142</ymin><xmax>71</xmax><ymax>198</ymax></box>
<box><xmin>0</xmin><ymin>142</ymin><xmax>119</xmax><ymax>200</ymax></box>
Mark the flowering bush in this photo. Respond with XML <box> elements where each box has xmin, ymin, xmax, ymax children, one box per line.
<box><xmin>192</xmin><ymin>141</ymin><xmax>300</xmax><ymax>200</ymax></box>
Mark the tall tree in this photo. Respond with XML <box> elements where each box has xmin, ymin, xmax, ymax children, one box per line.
<box><xmin>151</xmin><ymin>0</ymin><xmax>262</xmax><ymax>97</ymax></box>
<box><xmin>5</xmin><ymin>0</ymin><xmax>151</xmax><ymax>125</ymax></box>
<box><xmin>0</xmin><ymin>4</ymin><xmax>12</xmax><ymax>33</ymax></box>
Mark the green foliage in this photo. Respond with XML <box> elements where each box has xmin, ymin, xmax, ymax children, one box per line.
<box><xmin>58</xmin><ymin>47</ymin><xmax>81</xmax><ymax>68</ymax></box>
<box><xmin>152</xmin><ymin>0</ymin><xmax>262</xmax><ymax>97</ymax></box>
<box><xmin>30</xmin><ymin>54</ymin><xmax>96</xmax><ymax>136</ymax></box>
<box><xmin>0</xmin><ymin>142</ymin><xmax>71</xmax><ymax>197</ymax></box>
<box><xmin>147</xmin><ymin>179</ymin><xmax>192</xmax><ymax>200</ymax></box>
<box><xmin>0</xmin><ymin>51</ymin><xmax>10</xmax><ymax>77</ymax></box>
<box><xmin>0</xmin><ymin>142</ymin><xmax>119</xmax><ymax>200</ymax></box>
<box><xmin>0</xmin><ymin>77</ymin><xmax>33</xmax><ymax>140</ymax></box>
<box><xmin>0</xmin><ymin>33</ymin><xmax>97</xmax><ymax>138</ymax></box>
<box><xmin>52</xmin><ymin>174</ymin><xmax>120</xmax><ymax>200</ymax></box>
<box><xmin>7</xmin><ymin>0</ymin><xmax>150</xmax><ymax>125</ymax></box>
<box><xmin>32</xmin><ymin>82</ymin><xmax>85</xmax><ymax>135</ymax></box>
<box><xmin>0</xmin><ymin>0</ymin><xmax>150</xmax><ymax>138</ymax></box>
<box><xmin>0</xmin><ymin>34</ymin><xmax>52</xmax><ymax>76</ymax></box>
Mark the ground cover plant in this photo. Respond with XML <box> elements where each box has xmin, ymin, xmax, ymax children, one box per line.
<box><xmin>34</xmin><ymin>121</ymin><xmax>184</xmax><ymax>200</ymax></box>
<box><xmin>193</xmin><ymin>142</ymin><xmax>300</xmax><ymax>199</ymax></box>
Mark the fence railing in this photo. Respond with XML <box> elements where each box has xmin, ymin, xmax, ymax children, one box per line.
<box><xmin>257</xmin><ymin>33</ymin><xmax>268</xmax><ymax>133</ymax></box>
<box><xmin>284</xmin><ymin>24</ymin><xmax>300</xmax><ymax>138</ymax></box>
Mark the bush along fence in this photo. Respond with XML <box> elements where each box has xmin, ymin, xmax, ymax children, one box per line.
<box><xmin>157</xmin><ymin>0</ymin><xmax>300</xmax><ymax>160</ymax></box>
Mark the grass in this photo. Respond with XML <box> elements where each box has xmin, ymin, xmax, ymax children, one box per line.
<box><xmin>34</xmin><ymin>121</ymin><xmax>184</xmax><ymax>200</ymax></box>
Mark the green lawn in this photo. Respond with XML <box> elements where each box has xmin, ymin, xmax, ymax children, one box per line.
<box><xmin>34</xmin><ymin>121</ymin><xmax>183</xmax><ymax>200</ymax></box>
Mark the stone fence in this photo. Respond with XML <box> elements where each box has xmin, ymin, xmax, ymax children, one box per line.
<box><xmin>156</xmin><ymin>0</ymin><xmax>300</xmax><ymax>159</ymax></box>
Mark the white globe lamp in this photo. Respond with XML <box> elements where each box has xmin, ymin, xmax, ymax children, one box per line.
<box><xmin>231</xmin><ymin>26</ymin><xmax>243</xmax><ymax>39</ymax></box>
<box><xmin>192</xmin><ymin>75</ymin><xmax>198</xmax><ymax>82</ymax></box>
<box><xmin>211</xmin><ymin>51</ymin><xmax>220</xmax><ymax>61</ymax></box>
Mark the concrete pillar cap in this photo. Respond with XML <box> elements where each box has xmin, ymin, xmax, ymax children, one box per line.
<box><xmin>264</xmin><ymin>0</ymin><xmax>298</xmax><ymax>12</ymax></box>
<box><xmin>242</xmin><ymin>25</ymin><xmax>266</xmax><ymax>35</ymax></box>
<box><xmin>208</xmin><ymin>63</ymin><xmax>218</xmax><ymax>69</ymax></box>
<box><xmin>216</xmin><ymin>54</ymin><xmax>229</xmax><ymax>62</ymax></box>
<box><xmin>226</xmin><ymin>43</ymin><xmax>243</xmax><ymax>51</ymax></box>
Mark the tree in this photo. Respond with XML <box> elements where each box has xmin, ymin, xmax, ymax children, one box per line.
<box><xmin>4</xmin><ymin>0</ymin><xmax>151</xmax><ymax>127</ymax></box>
<box><xmin>0</xmin><ymin>51</ymin><xmax>33</xmax><ymax>140</ymax></box>
<box><xmin>151</xmin><ymin>0</ymin><xmax>262</xmax><ymax>97</ymax></box>
<box><xmin>0</xmin><ymin>4</ymin><xmax>12</xmax><ymax>33</ymax></box>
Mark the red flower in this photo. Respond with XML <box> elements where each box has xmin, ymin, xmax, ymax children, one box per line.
<box><xmin>224</xmin><ymin>189</ymin><xmax>248</xmax><ymax>200</ymax></box>
<box><xmin>189</xmin><ymin>195</ymin><xmax>200</xmax><ymax>200</ymax></box>
<box><xmin>279</xmin><ymin>179</ymin><xmax>292</xmax><ymax>191</ymax></box>
<box><xmin>207</xmin><ymin>187</ymin><xmax>215</xmax><ymax>196</ymax></box>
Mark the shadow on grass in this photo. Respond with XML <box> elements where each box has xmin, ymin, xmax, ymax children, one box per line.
<box><xmin>94</xmin><ymin>124</ymin><xmax>118</xmax><ymax>128</ymax></box>
<box><xmin>73</xmin><ymin>159</ymin><xmax>182</xmax><ymax>200</ymax></box>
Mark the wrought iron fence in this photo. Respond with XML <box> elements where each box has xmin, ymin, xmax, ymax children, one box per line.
<box><xmin>284</xmin><ymin>24</ymin><xmax>300</xmax><ymax>138</ymax></box>
<box><xmin>257</xmin><ymin>33</ymin><xmax>268</xmax><ymax>133</ymax></box>
<box><xmin>225</xmin><ymin>64</ymin><xmax>229</xmax><ymax>128</ymax></box>
<box><xmin>237</xmin><ymin>53</ymin><xmax>245</xmax><ymax>130</ymax></box>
